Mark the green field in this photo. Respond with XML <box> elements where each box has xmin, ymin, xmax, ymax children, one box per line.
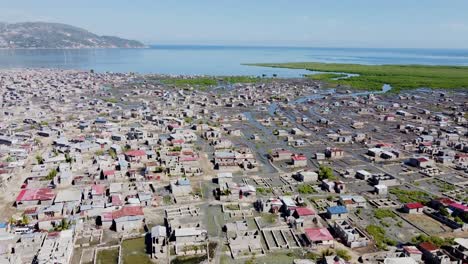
<box><xmin>96</xmin><ymin>248</ymin><xmax>119</xmax><ymax>264</ymax></box>
<box><xmin>121</xmin><ymin>237</ymin><xmax>152</xmax><ymax>264</ymax></box>
<box><xmin>248</xmin><ymin>62</ymin><xmax>468</xmax><ymax>91</ymax></box>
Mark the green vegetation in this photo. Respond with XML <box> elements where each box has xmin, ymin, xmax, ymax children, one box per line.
<box><xmin>366</xmin><ymin>224</ymin><xmax>397</xmax><ymax>250</ymax></box>
<box><xmin>163</xmin><ymin>195</ymin><xmax>173</xmax><ymax>205</ymax></box>
<box><xmin>225</xmin><ymin>204</ymin><xmax>240</xmax><ymax>211</ymax></box>
<box><xmin>221</xmin><ymin>76</ymin><xmax>266</xmax><ymax>83</ymax></box>
<box><xmin>184</xmin><ymin>117</ymin><xmax>193</xmax><ymax>123</ymax></box>
<box><xmin>103</xmin><ymin>98</ymin><xmax>118</xmax><ymax>104</ymax></box>
<box><xmin>374</xmin><ymin>209</ymin><xmax>396</xmax><ymax>219</ymax></box>
<box><xmin>335</xmin><ymin>248</ymin><xmax>352</xmax><ymax>261</ymax></box>
<box><xmin>162</xmin><ymin>77</ymin><xmax>217</xmax><ymax>87</ymax></box>
<box><xmin>256</xmin><ymin>187</ymin><xmax>273</xmax><ymax>195</ymax></box>
<box><xmin>121</xmin><ymin>238</ymin><xmax>152</xmax><ymax>264</ymax></box>
<box><xmin>318</xmin><ymin>165</ymin><xmax>336</xmax><ymax>180</ymax></box>
<box><xmin>45</xmin><ymin>169</ymin><xmax>58</xmax><ymax>181</ymax></box>
<box><xmin>161</xmin><ymin>75</ymin><xmax>268</xmax><ymax>90</ymax></box>
<box><xmin>261</xmin><ymin>213</ymin><xmax>277</xmax><ymax>224</ymax></box>
<box><xmin>171</xmin><ymin>255</ymin><xmax>207</xmax><ymax>264</ymax></box>
<box><xmin>307</xmin><ymin>73</ymin><xmax>347</xmax><ymax>80</ymax></box>
<box><xmin>411</xmin><ymin>234</ymin><xmax>454</xmax><ymax>247</ymax></box>
<box><xmin>297</xmin><ymin>184</ymin><xmax>315</xmax><ymax>194</ymax></box>
<box><xmin>96</xmin><ymin>248</ymin><xmax>119</xmax><ymax>264</ymax></box>
<box><xmin>389</xmin><ymin>187</ymin><xmax>432</xmax><ymax>204</ymax></box>
<box><xmin>21</xmin><ymin>215</ymin><xmax>30</xmax><ymax>225</ymax></box>
<box><xmin>35</xmin><ymin>154</ymin><xmax>44</xmax><ymax>164</ymax></box>
<box><xmin>171</xmin><ymin>146</ymin><xmax>182</xmax><ymax>152</ymax></box>
<box><xmin>95</xmin><ymin>149</ymin><xmax>105</xmax><ymax>156</ymax></box>
<box><xmin>108</xmin><ymin>149</ymin><xmax>117</xmax><ymax>159</ymax></box>
<box><xmin>249</xmin><ymin>62</ymin><xmax>468</xmax><ymax>91</ymax></box>
<box><xmin>54</xmin><ymin>219</ymin><xmax>71</xmax><ymax>231</ymax></box>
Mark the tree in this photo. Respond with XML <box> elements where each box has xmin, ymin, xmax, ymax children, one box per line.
<box><xmin>439</xmin><ymin>207</ymin><xmax>450</xmax><ymax>217</ymax></box>
<box><xmin>318</xmin><ymin>165</ymin><xmax>336</xmax><ymax>180</ymax></box>
<box><xmin>45</xmin><ymin>169</ymin><xmax>57</xmax><ymax>181</ymax></box>
<box><xmin>21</xmin><ymin>215</ymin><xmax>30</xmax><ymax>225</ymax></box>
<box><xmin>35</xmin><ymin>155</ymin><xmax>44</xmax><ymax>164</ymax></box>
<box><xmin>321</xmin><ymin>248</ymin><xmax>334</xmax><ymax>258</ymax></box>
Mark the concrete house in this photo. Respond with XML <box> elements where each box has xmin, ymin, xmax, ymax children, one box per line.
<box><xmin>326</xmin><ymin>206</ymin><xmax>348</xmax><ymax>220</ymax></box>
<box><xmin>151</xmin><ymin>225</ymin><xmax>168</xmax><ymax>259</ymax></box>
<box><xmin>403</xmin><ymin>202</ymin><xmax>424</xmax><ymax>214</ymax></box>
<box><xmin>304</xmin><ymin>227</ymin><xmax>334</xmax><ymax>246</ymax></box>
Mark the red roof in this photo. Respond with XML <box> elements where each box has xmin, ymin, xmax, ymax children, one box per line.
<box><xmin>103</xmin><ymin>206</ymin><xmax>144</xmax><ymax>221</ymax></box>
<box><xmin>16</xmin><ymin>188</ymin><xmax>55</xmax><ymax>202</ymax></box>
<box><xmin>417</xmin><ymin>157</ymin><xmax>430</xmax><ymax>162</ymax></box>
<box><xmin>435</xmin><ymin>197</ymin><xmax>455</xmax><ymax>206</ymax></box>
<box><xmin>92</xmin><ymin>184</ymin><xmax>105</xmax><ymax>195</ymax></box>
<box><xmin>111</xmin><ymin>195</ymin><xmax>123</xmax><ymax>206</ymax></box>
<box><xmin>292</xmin><ymin>154</ymin><xmax>307</xmax><ymax>161</ymax></box>
<box><xmin>125</xmin><ymin>150</ymin><xmax>146</xmax><ymax>157</ymax></box>
<box><xmin>304</xmin><ymin>227</ymin><xmax>334</xmax><ymax>242</ymax></box>
<box><xmin>449</xmin><ymin>202</ymin><xmax>468</xmax><ymax>212</ymax></box>
<box><xmin>419</xmin><ymin>242</ymin><xmax>438</xmax><ymax>252</ymax></box>
<box><xmin>405</xmin><ymin>202</ymin><xmax>424</xmax><ymax>209</ymax></box>
<box><xmin>403</xmin><ymin>246</ymin><xmax>422</xmax><ymax>255</ymax></box>
<box><xmin>295</xmin><ymin>207</ymin><xmax>316</xmax><ymax>217</ymax></box>
<box><xmin>103</xmin><ymin>170</ymin><xmax>115</xmax><ymax>176</ymax></box>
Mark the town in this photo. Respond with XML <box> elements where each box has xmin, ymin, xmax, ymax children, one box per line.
<box><xmin>0</xmin><ymin>68</ymin><xmax>467</xmax><ymax>264</ymax></box>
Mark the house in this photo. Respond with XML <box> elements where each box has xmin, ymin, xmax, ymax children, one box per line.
<box><xmin>294</xmin><ymin>170</ymin><xmax>318</xmax><ymax>182</ymax></box>
<box><xmin>449</xmin><ymin>238</ymin><xmax>468</xmax><ymax>263</ymax></box>
<box><xmin>91</xmin><ymin>184</ymin><xmax>106</xmax><ymax>198</ymax></box>
<box><xmin>370</xmin><ymin>174</ymin><xmax>399</xmax><ymax>186</ymax></box>
<box><xmin>326</xmin><ymin>206</ymin><xmax>348</xmax><ymax>220</ymax></box>
<box><xmin>102</xmin><ymin>206</ymin><xmax>145</xmax><ymax>232</ymax></box>
<box><xmin>333</xmin><ymin>220</ymin><xmax>369</xmax><ymax>248</ymax></box>
<box><xmin>280</xmin><ymin>196</ymin><xmax>298</xmax><ymax>215</ymax></box>
<box><xmin>36</xmin><ymin>230</ymin><xmax>74</xmax><ymax>264</ymax></box>
<box><xmin>322</xmin><ymin>180</ymin><xmax>346</xmax><ymax>193</ymax></box>
<box><xmin>374</xmin><ymin>185</ymin><xmax>388</xmax><ymax>195</ymax></box>
<box><xmin>304</xmin><ymin>227</ymin><xmax>334</xmax><ymax>246</ymax></box>
<box><xmin>291</xmin><ymin>154</ymin><xmax>307</xmax><ymax>167</ymax></box>
<box><xmin>15</xmin><ymin>188</ymin><xmax>55</xmax><ymax>208</ymax></box>
<box><xmin>403</xmin><ymin>202</ymin><xmax>424</xmax><ymax>214</ymax></box>
<box><xmin>408</xmin><ymin>157</ymin><xmax>435</xmax><ymax>168</ymax></box>
<box><xmin>292</xmin><ymin>207</ymin><xmax>317</xmax><ymax>228</ymax></box>
<box><xmin>403</xmin><ymin>246</ymin><xmax>423</xmax><ymax>262</ymax></box>
<box><xmin>356</xmin><ymin>170</ymin><xmax>372</xmax><ymax>180</ymax></box>
<box><xmin>325</xmin><ymin>148</ymin><xmax>344</xmax><ymax>159</ymax></box>
<box><xmin>151</xmin><ymin>225</ymin><xmax>167</xmax><ymax>259</ymax></box>
<box><xmin>124</xmin><ymin>149</ymin><xmax>147</xmax><ymax>162</ymax></box>
<box><xmin>170</xmin><ymin>178</ymin><xmax>193</xmax><ymax>199</ymax></box>
<box><xmin>174</xmin><ymin>227</ymin><xmax>208</xmax><ymax>244</ymax></box>
<box><xmin>339</xmin><ymin>195</ymin><xmax>367</xmax><ymax>209</ymax></box>
<box><xmin>270</xmin><ymin>149</ymin><xmax>293</xmax><ymax>161</ymax></box>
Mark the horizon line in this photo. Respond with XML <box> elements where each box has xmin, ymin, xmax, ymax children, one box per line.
<box><xmin>147</xmin><ymin>43</ymin><xmax>468</xmax><ymax>51</ymax></box>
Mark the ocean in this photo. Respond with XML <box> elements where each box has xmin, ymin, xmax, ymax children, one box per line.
<box><xmin>0</xmin><ymin>45</ymin><xmax>467</xmax><ymax>77</ymax></box>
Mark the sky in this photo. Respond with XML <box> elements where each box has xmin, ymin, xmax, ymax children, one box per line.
<box><xmin>1</xmin><ymin>0</ymin><xmax>468</xmax><ymax>49</ymax></box>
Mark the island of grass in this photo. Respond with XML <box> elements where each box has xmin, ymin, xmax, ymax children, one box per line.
<box><xmin>248</xmin><ymin>62</ymin><xmax>468</xmax><ymax>91</ymax></box>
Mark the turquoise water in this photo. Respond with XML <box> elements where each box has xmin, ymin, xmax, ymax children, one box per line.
<box><xmin>0</xmin><ymin>45</ymin><xmax>467</xmax><ymax>77</ymax></box>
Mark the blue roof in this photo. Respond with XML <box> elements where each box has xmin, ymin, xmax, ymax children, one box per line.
<box><xmin>0</xmin><ymin>222</ymin><xmax>7</xmax><ymax>228</ymax></box>
<box><xmin>327</xmin><ymin>206</ymin><xmax>348</xmax><ymax>214</ymax></box>
<box><xmin>177</xmin><ymin>178</ymin><xmax>191</xmax><ymax>186</ymax></box>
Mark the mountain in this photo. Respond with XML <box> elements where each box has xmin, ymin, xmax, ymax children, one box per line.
<box><xmin>0</xmin><ymin>22</ymin><xmax>147</xmax><ymax>49</ymax></box>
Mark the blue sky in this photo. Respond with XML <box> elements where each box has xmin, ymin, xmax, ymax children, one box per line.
<box><xmin>1</xmin><ymin>0</ymin><xmax>467</xmax><ymax>48</ymax></box>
